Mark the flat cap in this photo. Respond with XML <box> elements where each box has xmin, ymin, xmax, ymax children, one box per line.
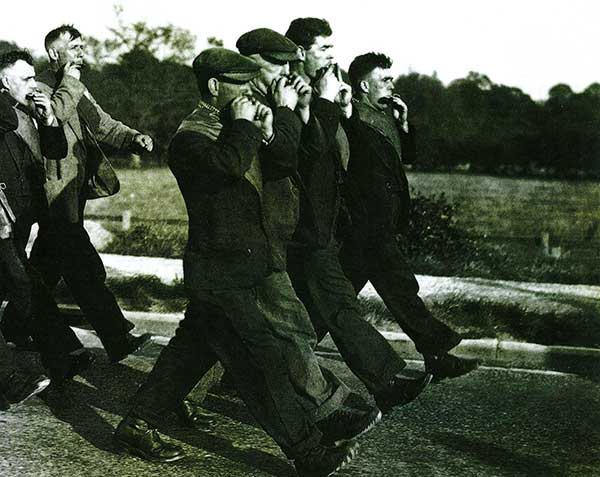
<box><xmin>236</xmin><ymin>28</ymin><xmax>300</xmax><ymax>63</ymax></box>
<box><xmin>192</xmin><ymin>48</ymin><xmax>260</xmax><ymax>83</ymax></box>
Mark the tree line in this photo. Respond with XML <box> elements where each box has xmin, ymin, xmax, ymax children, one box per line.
<box><xmin>2</xmin><ymin>10</ymin><xmax>599</xmax><ymax>179</ymax></box>
<box><xmin>397</xmin><ymin>72</ymin><xmax>600</xmax><ymax>178</ymax></box>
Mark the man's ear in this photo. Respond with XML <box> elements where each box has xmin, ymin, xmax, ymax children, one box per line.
<box><xmin>359</xmin><ymin>79</ymin><xmax>369</xmax><ymax>95</ymax></box>
<box><xmin>47</xmin><ymin>47</ymin><xmax>59</xmax><ymax>62</ymax></box>
<box><xmin>296</xmin><ymin>46</ymin><xmax>306</xmax><ymax>62</ymax></box>
<box><xmin>0</xmin><ymin>76</ymin><xmax>9</xmax><ymax>92</ymax></box>
<box><xmin>207</xmin><ymin>77</ymin><xmax>219</xmax><ymax>97</ymax></box>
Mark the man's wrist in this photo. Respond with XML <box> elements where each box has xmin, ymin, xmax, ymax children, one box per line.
<box><xmin>262</xmin><ymin>130</ymin><xmax>275</xmax><ymax>145</ymax></box>
<box><xmin>276</xmin><ymin>101</ymin><xmax>296</xmax><ymax>110</ymax></box>
<box><xmin>296</xmin><ymin>105</ymin><xmax>310</xmax><ymax>124</ymax></box>
<box><xmin>39</xmin><ymin>113</ymin><xmax>57</xmax><ymax>127</ymax></box>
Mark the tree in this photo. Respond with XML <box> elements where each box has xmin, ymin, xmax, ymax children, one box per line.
<box><xmin>85</xmin><ymin>48</ymin><xmax>197</xmax><ymax>162</ymax></box>
<box><xmin>0</xmin><ymin>40</ymin><xmax>19</xmax><ymax>54</ymax></box>
<box><xmin>78</xmin><ymin>5</ymin><xmax>223</xmax><ymax>163</ymax></box>
<box><xmin>87</xmin><ymin>4</ymin><xmax>197</xmax><ymax>65</ymax></box>
<box><xmin>395</xmin><ymin>72</ymin><xmax>450</xmax><ymax>170</ymax></box>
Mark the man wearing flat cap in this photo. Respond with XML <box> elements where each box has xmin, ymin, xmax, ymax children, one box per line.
<box><xmin>236</xmin><ymin>28</ymin><xmax>309</xmax><ymax>270</ymax></box>
<box><xmin>236</xmin><ymin>24</ymin><xmax>379</xmax><ymax>421</ymax></box>
<box><xmin>236</xmin><ymin>24</ymin><xmax>381</xmax><ymax>441</ymax></box>
<box><xmin>114</xmin><ymin>48</ymin><xmax>359</xmax><ymax>477</ymax></box>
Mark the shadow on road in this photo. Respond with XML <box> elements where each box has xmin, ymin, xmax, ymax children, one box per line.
<box><xmin>429</xmin><ymin>431</ymin><xmax>563</xmax><ymax>476</ymax></box>
<box><xmin>38</xmin><ymin>345</ymin><xmax>294</xmax><ymax>476</ymax></box>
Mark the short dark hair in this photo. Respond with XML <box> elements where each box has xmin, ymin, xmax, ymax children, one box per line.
<box><xmin>44</xmin><ymin>24</ymin><xmax>82</xmax><ymax>51</ymax></box>
<box><xmin>194</xmin><ymin>72</ymin><xmax>249</xmax><ymax>96</ymax></box>
<box><xmin>348</xmin><ymin>52</ymin><xmax>393</xmax><ymax>95</ymax></box>
<box><xmin>0</xmin><ymin>50</ymin><xmax>34</xmax><ymax>73</ymax></box>
<box><xmin>194</xmin><ymin>70</ymin><xmax>212</xmax><ymax>95</ymax></box>
<box><xmin>285</xmin><ymin>18</ymin><xmax>332</xmax><ymax>49</ymax></box>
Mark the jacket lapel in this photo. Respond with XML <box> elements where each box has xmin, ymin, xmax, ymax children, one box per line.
<box><xmin>13</xmin><ymin>109</ymin><xmax>42</xmax><ymax>163</ymax></box>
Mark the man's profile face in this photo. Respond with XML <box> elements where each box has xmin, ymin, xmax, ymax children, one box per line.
<box><xmin>249</xmin><ymin>54</ymin><xmax>290</xmax><ymax>96</ymax></box>
<box><xmin>1</xmin><ymin>60</ymin><xmax>37</xmax><ymax>109</ymax></box>
<box><xmin>50</xmin><ymin>33</ymin><xmax>85</xmax><ymax>69</ymax></box>
<box><xmin>304</xmin><ymin>35</ymin><xmax>334</xmax><ymax>79</ymax></box>
<box><xmin>363</xmin><ymin>67</ymin><xmax>394</xmax><ymax>110</ymax></box>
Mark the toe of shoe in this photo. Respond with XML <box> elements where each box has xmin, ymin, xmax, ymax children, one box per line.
<box><xmin>433</xmin><ymin>359</ymin><xmax>480</xmax><ymax>380</ymax></box>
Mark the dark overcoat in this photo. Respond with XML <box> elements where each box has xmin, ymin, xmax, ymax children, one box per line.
<box><xmin>342</xmin><ymin>106</ymin><xmax>416</xmax><ymax>246</ymax></box>
<box><xmin>169</xmin><ymin>115</ymin><xmax>296</xmax><ymax>290</ymax></box>
<box><xmin>0</xmin><ymin>93</ymin><xmax>67</xmax><ymax>244</ymax></box>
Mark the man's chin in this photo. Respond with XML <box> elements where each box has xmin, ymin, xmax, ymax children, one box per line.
<box><xmin>19</xmin><ymin>100</ymin><xmax>36</xmax><ymax>114</ymax></box>
<box><xmin>62</xmin><ymin>61</ymin><xmax>85</xmax><ymax>70</ymax></box>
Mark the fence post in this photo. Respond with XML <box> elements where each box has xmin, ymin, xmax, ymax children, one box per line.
<box><xmin>541</xmin><ymin>231</ymin><xmax>550</xmax><ymax>256</ymax></box>
<box><xmin>122</xmin><ymin>210</ymin><xmax>132</xmax><ymax>231</ymax></box>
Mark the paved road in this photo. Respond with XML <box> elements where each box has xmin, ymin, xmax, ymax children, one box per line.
<box><xmin>1</xmin><ymin>330</ymin><xmax>600</xmax><ymax>477</ymax></box>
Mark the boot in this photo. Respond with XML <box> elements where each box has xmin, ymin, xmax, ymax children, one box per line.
<box><xmin>114</xmin><ymin>415</ymin><xmax>185</xmax><ymax>463</ymax></box>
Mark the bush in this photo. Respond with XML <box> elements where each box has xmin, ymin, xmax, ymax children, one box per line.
<box><xmin>99</xmin><ymin>190</ymin><xmax>598</xmax><ymax>285</ymax></box>
<box><xmin>402</xmin><ymin>190</ymin><xmax>478</xmax><ymax>275</ymax></box>
<box><xmin>105</xmin><ymin>223</ymin><xmax>186</xmax><ymax>258</ymax></box>
<box><xmin>403</xmin><ymin>191</ymin><xmax>600</xmax><ymax>284</ymax></box>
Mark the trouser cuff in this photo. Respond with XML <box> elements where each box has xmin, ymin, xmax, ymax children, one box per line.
<box><xmin>309</xmin><ymin>379</ymin><xmax>350</xmax><ymax>422</ymax></box>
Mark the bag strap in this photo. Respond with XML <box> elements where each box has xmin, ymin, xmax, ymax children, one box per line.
<box><xmin>80</xmin><ymin>114</ymin><xmax>116</xmax><ymax>176</ymax></box>
<box><xmin>0</xmin><ymin>188</ymin><xmax>16</xmax><ymax>223</ymax></box>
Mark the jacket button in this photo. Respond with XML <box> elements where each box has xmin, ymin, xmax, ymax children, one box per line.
<box><xmin>385</xmin><ymin>181</ymin><xmax>392</xmax><ymax>190</ymax></box>
<box><xmin>246</xmin><ymin>248</ymin><xmax>252</xmax><ymax>255</ymax></box>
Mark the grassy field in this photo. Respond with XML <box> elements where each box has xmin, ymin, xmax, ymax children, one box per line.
<box><xmin>408</xmin><ymin>172</ymin><xmax>600</xmax><ymax>244</ymax></box>
<box><xmin>86</xmin><ymin>168</ymin><xmax>600</xmax><ymax>246</ymax></box>
<box><xmin>85</xmin><ymin>167</ymin><xmax>186</xmax><ymax>221</ymax></box>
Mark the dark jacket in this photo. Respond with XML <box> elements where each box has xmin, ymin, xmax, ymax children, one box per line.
<box><xmin>254</xmin><ymin>99</ymin><xmax>303</xmax><ymax>270</ymax></box>
<box><xmin>0</xmin><ymin>93</ymin><xmax>67</xmax><ymax>244</ymax></box>
<box><xmin>342</xmin><ymin>103</ymin><xmax>416</xmax><ymax>245</ymax></box>
<box><xmin>293</xmin><ymin>98</ymin><xmax>345</xmax><ymax>249</ymax></box>
<box><xmin>169</xmin><ymin>116</ymin><xmax>280</xmax><ymax>290</ymax></box>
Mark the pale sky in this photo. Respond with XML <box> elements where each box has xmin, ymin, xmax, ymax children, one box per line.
<box><xmin>3</xmin><ymin>0</ymin><xmax>600</xmax><ymax>99</ymax></box>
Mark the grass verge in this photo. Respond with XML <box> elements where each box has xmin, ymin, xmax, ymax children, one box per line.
<box><xmin>56</xmin><ymin>275</ymin><xmax>600</xmax><ymax>348</ymax></box>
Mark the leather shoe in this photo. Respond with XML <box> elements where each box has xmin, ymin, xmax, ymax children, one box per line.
<box><xmin>65</xmin><ymin>350</ymin><xmax>97</xmax><ymax>379</ymax></box>
<box><xmin>374</xmin><ymin>373</ymin><xmax>432</xmax><ymax>414</ymax></box>
<box><xmin>49</xmin><ymin>350</ymin><xmax>97</xmax><ymax>387</ymax></box>
<box><xmin>114</xmin><ymin>415</ymin><xmax>185</xmax><ymax>463</ymax></box>
<box><xmin>294</xmin><ymin>440</ymin><xmax>359</xmax><ymax>477</ymax></box>
<box><xmin>174</xmin><ymin>398</ymin><xmax>215</xmax><ymax>429</ymax></box>
<box><xmin>1</xmin><ymin>373</ymin><xmax>51</xmax><ymax>405</ymax></box>
<box><xmin>425</xmin><ymin>354</ymin><xmax>480</xmax><ymax>382</ymax></box>
<box><xmin>109</xmin><ymin>333</ymin><xmax>153</xmax><ymax>363</ymax></box>
<box><xmin>316</xmin><ymin>403</ymin><xmax>381</xmax><ymax>446</ymax></box>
